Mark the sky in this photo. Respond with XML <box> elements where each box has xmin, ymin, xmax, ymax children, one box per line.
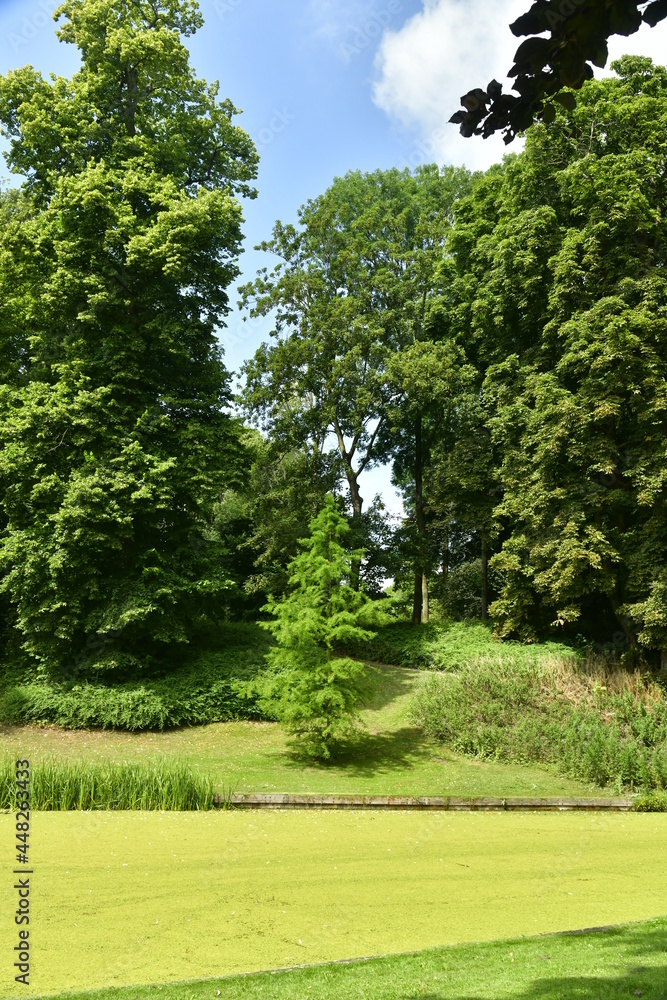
<box><xmin>1</xmin><ymin>0</ymin><xmax>666</xmax><ymax>515</ymax></box>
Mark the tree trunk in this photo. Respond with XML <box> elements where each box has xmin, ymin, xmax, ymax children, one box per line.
<box><xmin>481</xmin><ymin>531</ymin><xmax>488</xmax><ymax>622</ymax></box>
<box><xmin>413</xmin><ymin>413</ymin><xmax>428</xmax><ymax>625</ymax></box>
<box><xmin>345</xmin><ymin>471</ymin><xmax>363</xmax><ymax>592</ymax></box>
<box><xmin>442</xmin><ymin>525</ymin><xmax>449</xmax><ymax>585</ymax></box>
<box><xmin>412</xmin><ymin>573</ymin><xmax>422</xmax><ymax>625</ymax></box>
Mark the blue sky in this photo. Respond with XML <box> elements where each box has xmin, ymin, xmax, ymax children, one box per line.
<box><xmin>1</xmin><ymin>0</ymin><xmax>666</xmax><ymax>513</ymax></box>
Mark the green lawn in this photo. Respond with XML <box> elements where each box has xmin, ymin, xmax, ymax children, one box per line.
<box><xmin>0</xmin><ymin>664</ymin><xmax>603</xmax><ymax>798</ymax></box>
<box><xmin>2</xmin><ymin>810</ymin><xmax>666</xmax><ymax>996</ymax></box>
<box><xmin>29</xmin><ymin>917</ymin><xmax>667</xmax><ymax>1000</ymax></box>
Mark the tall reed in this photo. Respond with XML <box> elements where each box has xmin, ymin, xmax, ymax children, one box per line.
<box><xmin>0</xmin><ymin>757</ymin><xmax>220</xmax><ymax>810</ymax></box>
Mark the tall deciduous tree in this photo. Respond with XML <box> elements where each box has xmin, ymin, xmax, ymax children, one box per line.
<box><xmin>240</xmin><ymin>170</ymin><xmax>409</xmax><ymax>552</ymax></box>
<box><xmin>473</xmin><ymin>57</ymin><xmax>667</xmax><ymax>661</ymax></box>
<box><xmin>241</xmin><ymin>165</ymin><xmax>471</xmax><ymax>603</ymax></box>
<box><xmin>0</xmin><ymin>0</ymin><xmax>258</xmax><ymax>677</ymax></box>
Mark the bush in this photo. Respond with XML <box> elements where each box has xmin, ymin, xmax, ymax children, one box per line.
<box><xmin>0</xmin><ymin>757</ymin><xmax>218</xmax><ymax>810</ymax></box>
<box><xmin>410</xmin><ymin>653</ymin><xmax>667</xmax><ymax>791</ymax></box>
<box><xmin>344</xmin><ymin>619</ymin><xmax>572</xmax><ymax>671</ymax></box>
<box><xmin>634</xmin><ymin>792</ymin><xmax>667</xmax><ymax>812</ymax></box>
<box><xmin>0</xmin><ymin>622</ymin><xmax>270</xmax><ymax>731</ymax></box>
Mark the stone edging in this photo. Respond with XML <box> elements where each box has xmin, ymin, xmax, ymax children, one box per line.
<box><xmin>215</xmin><ymin>792</ymin><xmax>635</xmax><ymax>811</ymax></box>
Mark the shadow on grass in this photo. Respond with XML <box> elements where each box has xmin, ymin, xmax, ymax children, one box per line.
<box><xmin>262</xmin><ymin>661</ymin><xmax>431</xmax><ymax>778</ymax></box>
<box><xmin>401</xmin><ymin>924</ymin><xmax>667</xmax><ymax>1000</ymax></box>
<box><xmin>432</xmin><ymin>966</ymin><xmax>667</xmax><ymax>998</ymax></box>
<box><xmin>276</xmin><ymin>725</ymin><xmax>434</xmax><ymax>778</ymax></box>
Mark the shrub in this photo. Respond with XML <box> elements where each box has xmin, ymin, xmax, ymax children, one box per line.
<box><xmin>634</xmin><ymin>792</ymin><xmax>667</xmax><ymax>812</ymax></box>
<box><xmin>344</xmin><ymin>619</ymin><xmax>572</xmax><ymax>671</ymax></box>
<box><xmin>259</xmin><ymin>496</ymin><xmax>379</xmax><ymax>760</ymax></box>
<box><xmin>410</xmin><ymin>652</ymin><xmax>667</xmax><ymax>791</ymax></box>
<box><xmin>0</xmin><ymin>622</ymin><xmax>270</xmax><ymax>731</ymax></box>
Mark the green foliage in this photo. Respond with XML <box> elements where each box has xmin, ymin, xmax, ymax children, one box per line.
<box><xmin>411</xmin><ymin>654</ymin><xmax>667</xmax><ymax>791</ymax></box>
<box><xmin>443</xmin><ymin>57</ymin><xmax>667</xmax><ymax>656</ymax></box>
<box><xmin>259</xmin><ymin>496</ymin><xmax>378</xmax><ymax>759</ymax></box>
<box><xmin>241</xmin><ymin>165</ymin><xmax>471</xmax><ymax>608</ymax></box>
<box><xmin>344</xmin><ymin>618</ymin><xmax>571</xmax><ymax>671</ymax></box>
<box><xmin>212</xmin><ymin>430</ymin><xmax>339</xmax><ymax>603</ymax></box>
<box><xmin>0</xmin><ymin>623</ymin><xmax>268</xmax><ymax>730</ymax></box>
<box><xmin>0</xmin><ymin>756</ymin><xmax>216</xmax><ymax>810</ymax></box>
<box><xmin>634</xmin><ymin>791</ymin><xmax>667</xmax><ymax>812</ymax></box>
<box><xmin>0</xmin><ymin>0</ymin><xmax>257</xmax><ymax>678</ymax></box>
<box><xmin>453</xmin><ymin>0</ymin><xmax>667</xmax><ymax>143</ymax></box>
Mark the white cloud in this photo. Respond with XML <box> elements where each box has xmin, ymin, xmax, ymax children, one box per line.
<box><xmin>372</xmin><ymin>0</ymin><xmax>528</xmax><ymax>172</ymax></box>
<box><xmin>373</xmin><ymin>0</ymin><xmax>667</xmax><ymax>173</ymax></box>
<box><xmin>604</xmin><ymin>17</ymin><xmax>667</xmax><ymax>72</ymax></box>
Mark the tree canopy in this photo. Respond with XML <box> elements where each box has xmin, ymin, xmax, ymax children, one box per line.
<box><xmin>243</xmin><ymin>55</ymin><xmax>667</xmax><ymax>667</ymax></box>
<box><xmin>0</xmin><ymin>0</ymin><xmax>257</xmax><ymax>677</ymax></box>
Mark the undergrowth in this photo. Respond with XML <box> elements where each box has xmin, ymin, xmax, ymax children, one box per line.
<box><xmin>346</xmin><ymin>620</ymin><xmax>573</xmax><ymax>670</ymax></box>
<box><xmin>410</xmin><ymin>653</ymin><xmax>667</xmax><ymax>791</ymax></box>
<box><xmin>0</xmin><ymin>622</ymin><xmax>268</xmax><ymax>731</ymax></box>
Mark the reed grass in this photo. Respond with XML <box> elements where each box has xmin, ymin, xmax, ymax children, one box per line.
<box><xmin>0</xmin><ymin>756</ymin><xmax>219</xmax><ymax>810</ymax></box>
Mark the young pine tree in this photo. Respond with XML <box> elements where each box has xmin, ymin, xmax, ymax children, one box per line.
<box><xmin>260</xmin><ymin>495</ymin><xmax>377</xmax><ymax>760</ymax></box>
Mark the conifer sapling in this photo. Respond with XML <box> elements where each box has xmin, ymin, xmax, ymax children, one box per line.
<box><xmin>260</xmin><ymin>495</ymin><xmax>378</xmax><ymax>759</ymax></box>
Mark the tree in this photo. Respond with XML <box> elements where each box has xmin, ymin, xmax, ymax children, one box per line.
<box><xmin>380</xmin><ymin>166</ymin><xmax>472</xmax><ymax>624</ymax></box>
<box><xmin>242</xmin><ymin>165</ymin><xmax>471</xmax><ymax>602</ymax></box>
<box><xmin>240</xmin><ymin>169</ymin><xmax>407</xmax><ymax>581</ymax></box>
<box><xmin>470</xmin><ymin>58</ymin><xmax>667</xmax><ymax>661</ymax></box>
<box><xmin>428</xmin><ymin>381</ymin><xmax>501</xmax><ymax>622</ymax></box>
<box><xmin>451</xmin><ymin>0</ymin><xmax>667</xmax><ymax>143</ymax></box>
<box><xmin>387</xmin><ymin>339</ymin><xmax>476</xmax><ymax>622</ymax></box>
<box><xmin>211</xmin><ymin>429</ymin><xmax>339</xmax><ymax>606</ymax></box>
<box><xmin>258</xmin><ymin>495</ymin><xmax>377</xmax><ymax>760</ymax></box>
<box><xmin>0</xmin><ymin>0</ymin><xmax>258</xmax><ymax>678</ymax></box>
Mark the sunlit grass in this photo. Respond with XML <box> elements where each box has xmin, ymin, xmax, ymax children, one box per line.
<box><xmin>0</xmin><ymin>663</ymin><xmax>601</xmax><ymax>799</ymax></box>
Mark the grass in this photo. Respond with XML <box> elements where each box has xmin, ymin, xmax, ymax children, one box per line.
<box><xmin>2</xmin><ymin>621</ymin><xmax>660</xmax><ymax>797</ymax></box>
<box><xmin>344</xmin><ymin>620</ymin><xmax>574</xmax><ymax>671</ymax></box>
<box><xmin>1</xmin><ymin>810</ymin><xmax>666</xmax><ymax>996</ymax></box>
<box><xmin>24</xmin><ymin>917</ymin><xmax>667</xmax><ymax>999</ymax></box>
<box><xmin>0</xmin><ymin>663</ymin><xmax>602</xmax><ymax>798</ymax></box>
<box><xmin>0</xmin><ymin>758</ymin><xmax>218</xmax><ymax>810</ymax></box>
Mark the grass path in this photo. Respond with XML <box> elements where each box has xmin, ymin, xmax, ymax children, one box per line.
<box><xmin>1</xmin><ymin>810</ymin><xmax>665</xmax><ymax>996</ymax></box>
<box><xmin>0</xmin><ymin>665</ymin><xmax>602</xmax><ymax>798</ymax></box>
